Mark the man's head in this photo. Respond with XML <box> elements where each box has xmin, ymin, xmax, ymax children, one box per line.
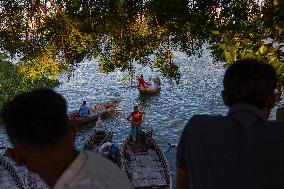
<box><xmin>134</xmin><ymin>105</ymin><xmax>139</xmax><ymax>112</ymax></box>
<box><xmin>140</xmin><ymin>74</ymin><xmax>143</xmax><ymax>78</ymax></box>
<box><xmin>222</xmin><ymin>58</ymin><xmax>277</xmax><ymax>110</ymax></box>
<box><xmin>83</xmin><ymin>100</ymin><xmax>87</xmax><ymax>105</ymax></box>
<box><xmin>0</xmin><ymin>88</ymin><xmax>76</xmax><ymax>166</ymax></box>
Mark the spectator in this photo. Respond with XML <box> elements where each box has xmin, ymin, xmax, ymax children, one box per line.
<box><xmin>176</xmin><ymin>59</ymin><xmax>284</xmax><ymax>189</ymax></box>
<box><xmin>1</xmin><ymin>88</ymin><xmax>133</xmax><ymax>189</ymax></box>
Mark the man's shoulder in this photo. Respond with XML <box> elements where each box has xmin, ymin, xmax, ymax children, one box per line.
<box><xmin>186</xmin><ymin>114</ymin><xmax>225</xmax><ymax>126</ymax></box>
<box><xmin>260</xmin><ymin>120</ymin><xmax>284</xmax><ymax>136</ymax></box>
<box><xmin>77</xmin><ymin>151</ymin><xmax>133</xmax><ymax>188</ymax></box>
<box><xmin>85</xmin><ymin>151</ymin><xmax>111</xmax><ymax>163</ymax></box>
<box><xmin>182</xmin><ymin>114</ymin><xmax>232</xmax><ymax>134</ymax></box>
<box><xmin>84</xmin><ymin>151</ymin><xmax>122</xmax><ymax>173</ymax></box>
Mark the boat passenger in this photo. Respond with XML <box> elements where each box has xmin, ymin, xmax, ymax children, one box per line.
<box><xmin>147</xmin><ymin>77</ymin><xmax>156</xmax><ymax>90</ymax></box>
<box><xmin>153</xmin><ymin>77</ymin><xmax>161</xmax><ymax>86</ymax></box>
<box><xmin>176</xmin><ymin>58</ymin><xmax>284</xmax><ymax>189</ymax></box>
<box><xmin>99</xmin><ymin>142</ymin><xmax>120</xmax><ymax>163</ymax></box>
<box><xmin>127</xmin><ymin>105</ymin><xmax>143</xmax><ymax>143</ymax></box>
<box><xmin>79</xmin><ymin>100</ymin><xmax>90</xmax><ymax>118</ymax></box>
<box><xmin>95</xmin><ymin>115</ymin><xmax>105</xmax><ymax>134</ymax></box>
<box><xmin>138</xmin><ymin>74</ymin><xmax>145</xmax><ymax>89</ymax></box>
<box><xmin>1</xmin><ymin>88</ymin><xmax>133</xmax><ymax>189</ymax></box>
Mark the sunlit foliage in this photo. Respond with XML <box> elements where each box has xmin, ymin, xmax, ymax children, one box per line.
<box><xmin>0</xmin><ymin>54</ymin><xmax>60</xmax><ymax>105</ymax></box>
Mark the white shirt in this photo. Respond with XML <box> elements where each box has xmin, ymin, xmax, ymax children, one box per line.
<box><xmin>149</xmin><ymin>80</ymin><xmax>155</xmax><ymax>89</ymax></box>
<box><xmin>95</xmin><ymin>119</ymin><xmax>105</xmax><ymax>133</ymax></box>
<box><xmin>96</xmin><ymin>119</ymin><xmax>105</xmax><ymax>129</ymax></box>
<box><xmin>54</xmin><ymin>151</ymin><xmax>133</xmax><ymax>189</ymax></box>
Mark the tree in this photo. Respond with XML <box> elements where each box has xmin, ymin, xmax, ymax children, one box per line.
<box><xmin>0</xmin><ymin>0</ymin><xmax>282</xmax><ymax>84</ymax></box>
<box><xmin>0</xmin><ymin>53</ymin><xmax>60</xmax><ymax>106</ymax></box>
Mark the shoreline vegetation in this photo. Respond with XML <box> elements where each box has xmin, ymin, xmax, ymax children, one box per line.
<box><xmin>0</xmin><ymin>55</ymin><xmax>61</xmax><ymax>107</ymax></box>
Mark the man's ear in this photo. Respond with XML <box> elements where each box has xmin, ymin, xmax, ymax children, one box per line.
<box><xmin>5</xmin><ymin>148</ymin><xmax>25</xmax><ymax>166</ymax></box>
<box><xmin>266</xmin><ymin>94</ymin><xmax>277</xmax><ymax>110</ymax></box>
<box><xmin>69</xmin><ymin>124</ymin><xmax>77</xmax><ymax>143</ymax></box>
<box><xmin>221</xmin><ymin>90</ymin><xmax>230</xmax><ymax>106</ymax></box>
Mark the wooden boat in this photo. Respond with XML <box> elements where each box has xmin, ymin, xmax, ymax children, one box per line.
<box><xmin>0</xmin><ymin>155</ymin><xmax>25</xmax><ymax>189</ymax></box>
<box><xmin>80</xmin><ymin>129</ymin><xmax>113</xmax><ymax>151</ymax></box>
<box><xmin>119</xmin><ymin>131</ymin><xmax>172</xmax><ymax>189</ymax></box>
<box><xmin>69</xmin><ymin>97</ymin><xmax>122</xmax><ymax>127</ymax></box>
<box><xmin>138</xmin><ymin>77</ymin><xmax>161</xmax><ymax>95</ymax></box>
<box><xmin>80</xmin><ymin>129</ymin><xmax>121</xmax><ymax>163</ymax></box>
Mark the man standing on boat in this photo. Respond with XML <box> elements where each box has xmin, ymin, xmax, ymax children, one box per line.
<box><xmin>1</xmin><ymin>88</ymin><xmax>133</xmax><ymax>189</ymax></box>
<box><xmin>138</xmin><ymin>74</ymin><xmax>145</xmax><ymax>89</ymax></box>
<box><xmin>79</xmin><ymin>100</ymin><xmax>90</xmax><ymax>118</ymax></box>
<box><xmin>176</xmin><ymin>59</ymin><xmax>284</xmax><ymax>189</ymax></box>
<box><xmin>127</xmin><ymin>105</ymin><xmax>143</xmax><ymax>143</ymax></box>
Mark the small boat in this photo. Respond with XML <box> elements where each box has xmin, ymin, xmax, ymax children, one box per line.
<box><xmin>138</xmin><ymin>77</ymin><xmax>161</xmax><ymax>95</ymax></box>
<box><xmin>118</xmin><ymin>131</ymin><xmax>172</xmax><ymax>189</ymax></box>
<box><xmin>69</xmin><ymin>97</ymin><xmax>122</xmax><ymax>127</ymax></box>
<box><xmin>0</xmin><ymin>155</ymin><xmax>25</xmax><ymax>189</ymax></box>
<box><xmin>80</xmin><ymin>129</ymin><xmax>113</xmax><ymax>151</ymax></box>
<box><xmin>80</xmin><ymin>129</ymin><xmax>120</xmax><ymax>163</ymax></box>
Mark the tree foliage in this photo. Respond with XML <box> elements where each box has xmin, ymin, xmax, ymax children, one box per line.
<box><xmin>0</xmin><ymin>0</ymin><xmax>283</xmax><ymax>84</ymax></box>
<box><xmin>0</xmin><ymin>54</ymin><xmax>60</xmax><ymax>106</ymax></box>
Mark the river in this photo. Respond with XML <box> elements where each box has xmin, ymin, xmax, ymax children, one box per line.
<box><xmin>58</xmin><ymin>50</ymin><xmax>227</xmax><ymax>187</ymax></box>
<box><xmin>0</xmin><ymin>50</ymin><xmax>281</xmax><ymax>188</ymax></box>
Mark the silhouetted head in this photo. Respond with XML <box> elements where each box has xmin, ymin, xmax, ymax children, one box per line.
<box><xmin>140</xmin><ymin>74</ymin><xmax>143</xmax><ymax>78</ymax></box>
<box><xmin>1</xmin><ymin>88</ymin><xmax>71</xmax><ymax>152</ymax></box>
<box><xmin>222</xmin><ymin>58</ymin><xmax>277</xmax><ymax>109</ymax></box>
<box><xmin>82</xmin><ymin>101</ymin><xmax>86</xmax><ymax>105</ymax></box>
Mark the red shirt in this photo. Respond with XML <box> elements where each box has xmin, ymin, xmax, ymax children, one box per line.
<box><xmin>130</xmin><ymin>111</ymin><xmax>142</xmax><ymax>126</ymax></box>
<box><xmin>138</xmin><ymin>77</ymin><xmax>145</xmax><ymax>87</ymax></box>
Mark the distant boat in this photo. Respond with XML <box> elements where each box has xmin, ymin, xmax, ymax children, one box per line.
<box><xmin>68</xmin><ymin>97</ymin><xmax>122</xmax><ymax>127</ymax></box>
<box><xmin>138</xmin><ymin>77</ymin><xmax>161</xmax><ymax>95</ymax></box>
<box><xmin>118</xmin><ymin>131</ymin><xmax>172</xmax><ymax>189</ymax></box>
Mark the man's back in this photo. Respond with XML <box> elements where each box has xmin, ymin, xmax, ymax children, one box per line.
<box><xmin>177</xmin><ymin>103</ymin><xmax>284</xmax><ymax>189</ymax></box>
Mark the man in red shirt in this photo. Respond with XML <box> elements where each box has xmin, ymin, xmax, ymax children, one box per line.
<box><xmin>138</xmin><ymin>75</ymin><xmax>145</xmax><ymax>89</ymax></box>
<box><xmin>127</xmin><ymin>105</ymin><xmax>143</xmax><ymax>143</ymax></box>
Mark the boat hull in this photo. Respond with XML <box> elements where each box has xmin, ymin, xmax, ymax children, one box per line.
<box><xmin>119</xmin><ymin>132</ymin><xmax>172</xmax><ymax>189</ymax></box>
<box><xmin>69</xmin><ymin>97</ymin><xmax>122</xmax><ymax>127</ymax></box>
<box><xmin>138</xmin><ymin>87</ymin><xmax>161</xmax><ymax>95</ymax></box>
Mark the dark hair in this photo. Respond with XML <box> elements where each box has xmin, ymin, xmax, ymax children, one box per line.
<box><xmin>0</xmin><ymin>88</ymin><xmax>69</xmax><ymax>150</ymax></box>
<box><xmin>83</xmin><ymin>101</ymin><xmax>86</xmax><ymax>105</ymax></box>
<box><xmin>140</xmin><ymin>74</ymin><xmax>143</xmax><ymax>78</ymax></box>
<box><xmin>223</xmin><ymin>58</ymin><xmax>277</xmax><ymax>109</ymax></box>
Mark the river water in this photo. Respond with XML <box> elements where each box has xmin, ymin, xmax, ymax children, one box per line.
<box><xmin>0</xmin><ymin>49</ymin><xmax>281</xmax><ymax>188</ymax></box>
<box><xmin>58</xmin><ymin>50</ymin><xmax>228</xmax><ymax>187</ymax></box>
